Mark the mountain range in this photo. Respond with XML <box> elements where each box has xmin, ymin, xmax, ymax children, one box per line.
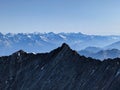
<box><xmin>0</xmin><ymin>43</ymin><xmax>120</xmax><ymax>90</ymax></box>
<box><xmin>79</xmin><ymin>48</ymin><xmax>120</xmax><ymax>60</ymax></box>
<box><xmin>78</xmin><ymin>40</ymin><xmax>120</xmax><ymax>60</ymax></box>
<box><xmin>1</xmin><ymin>32</ymin><xmax>120</xmax><ymax>56</ymax></box>
<box><xmin>105</xmin><ymin>41</ymin><xmax>120</xmax><ymax>50</ymax></box>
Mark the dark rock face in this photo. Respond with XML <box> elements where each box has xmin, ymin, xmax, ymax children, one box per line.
<box><xmin>0</xmin><ymin>43</ymin><xmax>120</xmax><ymax>90</ymax></box>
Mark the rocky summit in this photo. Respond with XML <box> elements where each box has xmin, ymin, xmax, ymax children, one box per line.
<box><xmin>0</xmin><ymin>43</ymin><xmax>120</xmax><ymax>90</ymax></box>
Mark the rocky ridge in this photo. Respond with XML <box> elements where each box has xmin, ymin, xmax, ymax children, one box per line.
<box><xmin>0</xmin><ymin>43</ymin><xmax>120</xmax><ymax>90</ymax></box>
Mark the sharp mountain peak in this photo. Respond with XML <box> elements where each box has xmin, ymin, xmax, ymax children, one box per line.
<box><xmin>1</xmin><ymin>43</ymin><xmax>120</xmax><ymax>90</ymax></box>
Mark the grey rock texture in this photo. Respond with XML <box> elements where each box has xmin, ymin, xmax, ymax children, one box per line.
<box><xmin>0</xmin><ymin>43</ymin><xmax>120</xmax><ymax>90</ymax></box>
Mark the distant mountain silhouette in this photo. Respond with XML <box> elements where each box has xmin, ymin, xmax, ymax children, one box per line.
<box><xmin>79</xmin><ymin>49</ymin><xmax>120</xmax><ymax>60</ymax></box>
<box><xmin>83</xmin><ymin>46</ymin><xmax>102</xmax><ymax>53</ymax></box>
<box><xmin>94</xmin><ymin>49</ymin><xmax>120</xmax><ymax>60</ymax></box>
<box><xmin>105</xmin><ymin>41</ymin><xmax>120</xmax><ymax>50</ymax></box>
<box><xmin>0</xmin><ymin>43</ymin><xmax>120</xmax><ymax>90</ymax></box>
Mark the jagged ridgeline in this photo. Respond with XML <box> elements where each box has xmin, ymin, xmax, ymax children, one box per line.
<box><xmin>0</xmin><ymin>43</ymin><xmax>120</xmax><ymax>90</ymax></box>
<box><xmin>1</xmin><ymin>32</ymin><xmax>120</xmax><ymax>56</ymax></box>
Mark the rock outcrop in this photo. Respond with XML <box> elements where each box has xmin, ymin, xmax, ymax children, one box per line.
<box><xmin>0</xmin><ymin>43</ymin><xmax>120</xmax><ymax>90</ymax></box>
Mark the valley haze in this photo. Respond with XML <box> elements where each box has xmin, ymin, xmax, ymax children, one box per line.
<box><xmin>1</xmin><ymin>32</ymin><xmax>120</xmax><ymax>60</ymax></box>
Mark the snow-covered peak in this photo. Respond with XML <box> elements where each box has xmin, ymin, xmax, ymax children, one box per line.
<box><xmin>40</xmin><ymin>35</ymin><xmax>48</xmax><ymax>41</ymax></box>
<box><xmin>0</xmin><ymin>32</ymin><xmax>120</xmax><ymax>56</ymax></box>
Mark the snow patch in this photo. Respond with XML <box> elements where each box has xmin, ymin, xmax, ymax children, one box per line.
<box><xmin>115</xmin><ymin>69</ymin><xmax>120</xmax><ymax>77</ymax></box>
<box><xmin>59</xmin><ymin>34</ymin><xmax>66</xmax><ymax>39</ymax></box>
<box><xmin>32</xmin><ymin>52</ymin><xmax>36</xmax><ymax>54</ymax></box>
<box><xmin>41</xmin><ymin>66</ymin><xmax>44</xmax><ymax>70</ymax></box>
<box><xmin>18</xmin><ymin>52</ymin><xmax>21</xmax><ymax>56</ymax></box>
<box><xmin>27</xmin><ymin>35</ymin><xmax>31</xmax><ymax>38</ymax></box>
<box><xmin>40</xmin><ymin>36</ymin><xmax>48</xmax><ymax>41</ymax></box>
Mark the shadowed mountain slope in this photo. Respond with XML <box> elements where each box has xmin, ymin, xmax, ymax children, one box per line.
<box><xmin>0</xmin><ymin>43</ymin><xmax>120</xmax><ymax>90</ymax></box>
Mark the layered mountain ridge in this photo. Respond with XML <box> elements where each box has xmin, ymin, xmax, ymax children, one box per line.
<box><xmin>1</xmin><ymin>32</ymin><xmax>120</xmax><ymax>56</ymax></box>
<box><xmin>79</xmin><ymin>48</ymin><xmax>120</xmax><ymax>60</ymax></box>
<box><xmin>0</xmin><ymin>43</ymin><xmax>120</xmax><ymax>90</ymax></box>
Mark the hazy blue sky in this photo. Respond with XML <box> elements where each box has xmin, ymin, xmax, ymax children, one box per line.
<box><xmin>0</xmin><ymin>0</ymin><xmax>120</xmax><ymax>35</ymax></box>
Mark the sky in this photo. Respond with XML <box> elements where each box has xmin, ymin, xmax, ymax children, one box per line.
<box><xmin>0</xmin><ymin>0</ymin><xmax>120</xmax><ymax>35</ymax></box>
